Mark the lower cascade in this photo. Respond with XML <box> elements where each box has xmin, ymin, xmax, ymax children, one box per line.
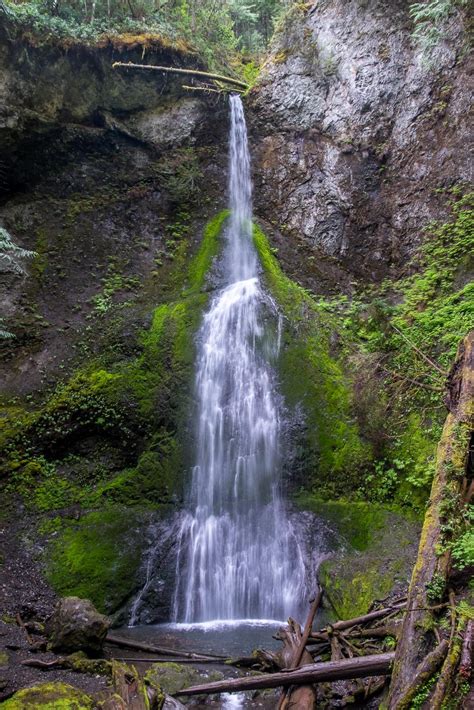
<box><xmin>172</xmin><ymin>95</ymin><xmax>308</xmax><ymax>623</ymax></box>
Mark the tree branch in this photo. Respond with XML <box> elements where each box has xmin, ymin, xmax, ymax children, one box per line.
<box><xmin>112</xmin><ymin>62</ymin><xmax>248</xmax><ymax>90</ymax></box>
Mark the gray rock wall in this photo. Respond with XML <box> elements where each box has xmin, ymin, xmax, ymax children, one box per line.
<box><xmin>250</xmin><ymin>0</ymin><xmax>473</xmax><ymax>291</ymax></box>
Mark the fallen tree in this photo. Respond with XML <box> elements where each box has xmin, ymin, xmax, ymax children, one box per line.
<box><xmin>106</xmin><ymin>633</ymin><xmax>226</xmax><ymax>662</ymax></box>
<box><xmin>175</xmin><ymin>652</ymin><xmax>395</xmax><ymax>697</ymax></box>
<box><xmin>112</xmin><ymin>62</ymin><xmax>248</xmax><ymax>91</ymax></box>
<box><xmin>387</xmin><ymin>330</ymin><xmax>474</xmax><ymax>708</ymax></box>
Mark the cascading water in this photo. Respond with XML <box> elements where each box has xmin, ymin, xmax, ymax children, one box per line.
<box><xmin>173</xmin><ymin>95</ymin><xmax>307</xmax><ymax>623</ymax></box>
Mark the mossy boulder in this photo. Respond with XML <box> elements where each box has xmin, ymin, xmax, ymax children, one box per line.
<box><xmin>46</xmin><ymin>509</ymin><xmax>144</xmax><ymax>614</ymax></box>
<box><xmin>145</xmin><ymin>662</ymin><xmax>223</xmax><ymax>699</ymax></box>
<box><xmin>1</xmin><ymin>682</ymin><xmax>94</xmax><ymax>709</ymax></box>
<box><xmin>296</xmin><ymin>495</ymin><xmax>421</xmax><ymax>619</ymax></box>
<box><xmin>47</xmin><ymin>597</ymin><xmax>110</xmax><ymax>655</ymax></box>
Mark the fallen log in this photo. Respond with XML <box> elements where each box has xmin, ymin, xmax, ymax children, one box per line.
<box><xmin>387</xmin><ymin>331</ymin><xmax>474</xmax><ymax>708</ymax></box>
<box><xmin>106</xmin><ymin>633</ymin><xmax>226</xmax><ymax>662</ymax></box>
<box><xmin>112</xmin><ymin>62</ymin><xmax>248</xmax><ymax>90</ymax></box>
<box><xmin>175</xmin><ymin>652</ymin><xmax>395</xmax><ymax>696</ymax></box>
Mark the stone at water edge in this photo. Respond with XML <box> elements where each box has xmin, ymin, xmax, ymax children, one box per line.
<box><xmin>145</xmin><ymin>662</ymin><xmax>224</xmax><ymax>699</ymax></box>
<box><xmin>47</xmin><ymin>597</ymin><xmax>110</xmax><ymax>655</ymax></box>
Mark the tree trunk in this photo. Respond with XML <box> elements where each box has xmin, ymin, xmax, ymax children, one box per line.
<box><xmin>387</xmin><ymin>330</ymin><xmax>474</xmax><ymax>708</ymax></box>
<box><xmin>175</xmin><ymin>653</ymin><xmax>395</xmax><ymax>697</ymax></box>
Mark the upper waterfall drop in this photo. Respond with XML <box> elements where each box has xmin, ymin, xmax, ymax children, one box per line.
<box><xmin>173</xmin><ymin>95</ymin><xmax>307</xmax><ymax>623</ymax></box>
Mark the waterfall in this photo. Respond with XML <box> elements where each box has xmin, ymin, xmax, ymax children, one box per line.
<box><xmin>173</xmin><ymin>95</ymin><xmax>307</xmax><ymax>623</ymax></box>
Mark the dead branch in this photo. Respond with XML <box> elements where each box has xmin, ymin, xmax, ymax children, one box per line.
<box><xmin>278</xmin><ymin>587</ymin><xmax>322</xmax><ymax>710</ymax></box>
<box><xmin>16</xmin><ymin>613</ymin><xmax>33</xmax><ymax>644</ymax></box>
<box><xmin>106</xmin><ymin>633</ymin><xmax>226</xmax><ymax>662</ymax></box>
<box><xmin>390</xmin><ymin>324</ymin><xmax>447</xmax><ymax>375</ymax></box>
<box><xmin>175</xmin><ymin>652</ymin><xmax>395</xmax><ymax>697</ymax></box>
<box><xmin>21</xmin><ymin>658</ymin><xmax>66</xmax><ymax>669</ymax></box>
<box><xmin>112</xmin><ymin>62</ymin><xmax>248</xmax><ymax>90</ymax></box>
<box><xmin>430</xmin><ymin>607</ymin><xmax>464</xmax><ymax>710</ymax></box>
<box><xmin>459</xmin><ymin>619</ymin><xmax>473</xmax><ymax>681</ymax></box>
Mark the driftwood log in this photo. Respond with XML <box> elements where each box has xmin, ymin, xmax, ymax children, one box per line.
<box><xmin>175</xmin><ymin>652</ymin><xmax>395</xmax><ymax>696</ymax></box>
<box><xmin>112</xmin><ymin>62</ymin><xmax>248</xmax><ymax>90</ymax></box>
<box><xmin>387</xmin><ymin>330</ymin><xmax>474</xmax><ymax>708</ymax></box>
<box><xmin>106</xmin><ymin>633</ymin><xmax>225</xmax><ymax>662</ymax></box>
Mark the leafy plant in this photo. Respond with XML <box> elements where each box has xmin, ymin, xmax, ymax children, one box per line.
<box><xmin>426</xmin><ymin>572</ymin><xmax>446</xmax><ymax>602</ymax></box>
<box><xmin>410</xmin><ymin>0</ymin><xmax>469</xmax><ymax>54</ymax></box>
<box><xmin>451</xmin><ymin>506</ymin><xmax>474</xmax><ymax>569</ymax></box>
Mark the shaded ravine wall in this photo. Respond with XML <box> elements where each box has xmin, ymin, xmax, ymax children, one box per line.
<box><xmin>0</xmin><ymin>0</ymin><xmax>472</xmax><ymax>626</ymax></box>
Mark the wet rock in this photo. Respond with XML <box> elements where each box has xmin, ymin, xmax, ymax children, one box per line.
<box><xmin>47</xmin><ymin>597</ymin><xmax>110</xmax><ymax>655</ymax></box>
<box><xmin>250</xmin><ymin>0</ymin><xmax>472</xmax><ymax>289</ymax></box>
<box><xmin>145</xmin><ymin>662</ymin><xmax>224</xmax><ymax>703</ymax></box>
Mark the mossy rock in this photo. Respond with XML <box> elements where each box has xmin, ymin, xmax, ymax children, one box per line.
<box><xmin>253</xmin><ymin>224</ymin><xmax>371</xmax><ymax>491</ymax></box>
<box><xmin>46</xmin><ymin>509</ymin><xmax>146</xmax><ymax>614</ymax></box>
<box><xmin>1</xmin><ymin>682</ymin><xmax>94</xmax><ymax>709</ymax></box>
<box><xmin>296</xmin><ymin>496</ymin><xmax>421</xmax><ymax>619</ymax></box>
<box><xmin>145</xmin><ymin>662</ymin><xmax>223</xmax><ymax>697</ymax></box>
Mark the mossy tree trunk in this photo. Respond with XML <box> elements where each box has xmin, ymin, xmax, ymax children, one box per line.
<box><xmin>387</xmin><ymin>330</ymin><xmax>474</xmax><ymax>709</ymax></box>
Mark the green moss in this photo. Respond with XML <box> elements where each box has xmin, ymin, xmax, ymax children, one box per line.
<box><xmin>1</xmin><ymin>682</ymin><xmax>94</xmax><ymax>709</ymax></box>
<box><xmin>297</xmin><ymin>495</ymin><xmax>420</xmax><ymax>619</ymax></box>
<box><xmin>37</xmin><ymin>212</ymin><xmax>230</xmax><ymax>610</ymax></box>
<box><xmin>46</xmin><ymin>509</ymin><xmax>143</xmax><ymax>613</ymax></box>
<box><xmin>295</xmin><ymin>495</ymin><xmax>386</xmax><ymax>551</ymax></box>
<box><xmin>291</xmin><ymin>190</ymin><xmax>473</xmax><ymax>508</ymax></box>
<box><xmin>186</xmin><ymin>210</ymin><xmax>229</xmax><ymax>292</ymax></box>
<box><xmin>254</xmin><ymin>224</ymin><xmax>369</xmax><ymax>490</ymax></box>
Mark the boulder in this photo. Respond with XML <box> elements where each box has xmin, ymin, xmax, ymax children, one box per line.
<box><xmin>47</xmin><ymin>597</ymin><xmax>110</xmax><ymax>655</ymax></box>
<box><xmin>1</xmin><ymin>682</ymin><xmax>94</xmax><ymax>709</ymax></box>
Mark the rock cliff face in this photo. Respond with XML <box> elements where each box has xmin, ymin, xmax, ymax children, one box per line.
<box><xmin>250</xmin><ymin>0</ymin><xmax>472</xmax><ymax>292</ymax></box>
<box><xmin>0</xmin><ymin>25</ymin><xmax>227</xmax><ymax>393</ymax></box>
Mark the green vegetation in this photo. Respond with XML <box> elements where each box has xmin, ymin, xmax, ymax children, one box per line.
<box><xmin>46</xmin><ymin>509</ymin><xmax>144</xmax><ymax>612</ymax></box>
<box><xmin>1</xmin><ymin>682</ymin><xmax>94</xmax><ymax>709</ymax></box>
<box><xmin>254</xmin><ymin>223</ymin><xmax>369</xmax><ymax>492</ymax></box>
<box><xmin>4</xmin><ymin>0</ymin><xmax>290</xmax><ymax>70</ymax></box>
<box><xmin>297</xmin><ymin>496</ymin><xmax>419</xmax><ymax>619</ymax></box>
<box><xmin>410</xmin><ymin>0</ymin><xmax>469</xmax><ymax>54</ymax></box>
<box><xmin>0</xmin><ymin>210</ymin><xmax>229</xmax><ymax>611</ymax></box>
<box><xmin>308</xmin><ymin>190</ymin><xmax>472</xmax><ymax>508</ymax></box>
<box><xmin>0</xmin><ymin>226</ymin><xmax>37</xmax><ymax>338</ymax></box>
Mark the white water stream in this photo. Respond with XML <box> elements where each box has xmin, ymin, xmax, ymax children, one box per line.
<box><xmin>172</xmin><ymin>95</ymin><xmax>307</xmax><ymax>623</ymax></box>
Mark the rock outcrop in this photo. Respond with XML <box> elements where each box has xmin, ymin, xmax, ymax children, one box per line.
<box><xmin>250</xmin><ymin>0</ymin><xmax>472</xmax><ymax>292</ymax></box>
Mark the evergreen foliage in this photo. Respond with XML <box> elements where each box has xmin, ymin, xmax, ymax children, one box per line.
<box><xmin>5</xmin><ymin>0</ymin><xmax>290</xmax><ymax>67</ymax></box>
<box><xmin>410</xmin><ymin>0</ymin><xmax>469</xmax><ymax>53</ymax></box>
<box><xmin>0</xmin><ymin>226</ymin><xmax>36</xmax><ymax>339</ymax></box>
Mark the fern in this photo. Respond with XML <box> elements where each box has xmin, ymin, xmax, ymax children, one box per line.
<box><xmin>410</xmin><ymin>0</ymin><xmax>468</xmax><ymax>53</ymax></box>
<box><xmin>0</xmin><ymin>226</ymin><xmax>36</xmax><ymax>274</ymax></box>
